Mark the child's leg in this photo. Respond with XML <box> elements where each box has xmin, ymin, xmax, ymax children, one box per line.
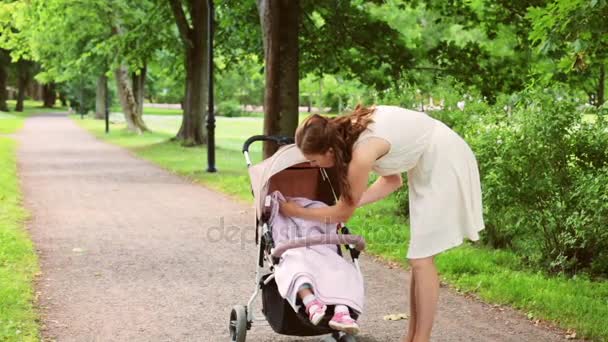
<box><xmin>329</xmin><ymin>305</ymin><xmax>360</xmax><ymax>335</ymax></box>
<box><xmin>298</xmin><ymin>283</ymin><xmax>326</xmax><ymax>325</ymax></box>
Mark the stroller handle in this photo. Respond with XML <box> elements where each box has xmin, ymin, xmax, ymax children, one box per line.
<box><xmin>271</xmin><ymin>234</ymin><xmax>366</xmax><ymax>259</ymax></box>
<box><xmin>242</xmin><ymin>135</ymin><xmax>294</xmax><ymax>154</ymax></box>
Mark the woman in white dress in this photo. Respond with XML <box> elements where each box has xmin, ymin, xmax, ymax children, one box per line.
<box><xmin>280</xmin><ymin>104</ymin><xmax>484</xmax><ymax>342</ymax></box>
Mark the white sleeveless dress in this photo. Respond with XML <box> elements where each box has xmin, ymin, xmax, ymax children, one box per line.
<box><xmin>354</xmin><ymin>105</ymin><xmax>485</xmax><ymax>259</ymax></box>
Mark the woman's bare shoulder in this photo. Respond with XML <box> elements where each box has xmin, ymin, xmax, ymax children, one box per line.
<box><xmin>352</xmin><ymin>137</ymin><xmax>390</xmax><ymax>165</ymax></box>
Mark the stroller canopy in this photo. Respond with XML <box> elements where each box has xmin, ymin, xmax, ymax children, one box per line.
<box><xmin>248</xmin><ymin>144</ymin><xmax>339</xmax><ymax>219</ymax></box>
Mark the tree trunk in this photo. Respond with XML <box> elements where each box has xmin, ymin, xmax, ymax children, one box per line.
<box><xmin>277</xmin><ymin>0</ymin><xmax>299</xmax><ymax>144</ymax></box>
<box><xmin>261</xmin><ymin>0</ymin><xmax>280</xmax><ymax>158</ymax></box>
<box><xmin>114</xmin><ymin>65</ymin><xmax>148</xmax><ymax>133</ymax></box>
<box><xmin>170</xmin><ymin>0</ymin><xmax>208</xmax><ymax>146</ymax></box>
<box><xmin>597</xmin><ymin>64</ymin><xmax>605</xmax><ymax>107</ymax></box>
<box><xmin>95</xmin><ymin>74</ymin><xmax>107</xmax><ymax>119</ymax></box>
<box><xmin>0</xmin><ymin>63</ymin><xmax>8</xmax><ymax>112</ymax></box>
<box><xmin>42</xmin><ymin>83</ymin><xmax>56</xmax><ymax>108</ymax></box>
<box><xmin>259</xmin><ymin>0</ymin><xmax>299</xmax><ymax>158</ymax></box>
<box><xmin>15</xmin><ymin>60</ymin><xmax>32</xmax><ymax>112</ymax></box>
<box><xmin>59</xmin><ymin>92</ymin><xmax>67</xmax><ymax>107</ymax></box>
<box><xmin>132</xmin><ymin>64</ymin><xmax>146</xmax><ymax>119</ymax></box>
<box><xmin>25</xmin><ymin>81</ymin><xmax>42</xmax><ymax>101</ymax></box>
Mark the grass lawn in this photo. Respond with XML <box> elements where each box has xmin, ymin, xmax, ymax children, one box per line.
<box><xmin>74</xmin><ymin>113</ymin><xmax>608</xmax><ymax>341</ymax></box>
<box><xmin>0</xmin><ymin>100</ymin><xmax>57</xmax><ymax>341</ymax></box>
<box><xmin>112</xmin><ymin>104</ymin><xmax>265</xmax><ymax>117</ymax></box>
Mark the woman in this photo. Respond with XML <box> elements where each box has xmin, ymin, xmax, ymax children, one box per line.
<box><xmin>280</xmin><ymin>104</ymin><xmax>484</xmax><ymax>342</ymax></box>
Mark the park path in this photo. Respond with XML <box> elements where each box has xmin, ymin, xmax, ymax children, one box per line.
<box><xmin>16</xmin><ymin>113</ymin><xmax>568</xmax><ymax>341</ymax></box>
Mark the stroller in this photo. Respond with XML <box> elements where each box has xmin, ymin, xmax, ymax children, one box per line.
<box><xmin>228</xmin><ymin>135</ymin><xmax>367</xmax><ymax>342</ymax></box>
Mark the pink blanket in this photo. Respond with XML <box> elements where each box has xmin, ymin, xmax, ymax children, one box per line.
<box><xmin>269</xmin><ymin>191</ymin><xmax>365</xmax><ymax>314</ymax></box>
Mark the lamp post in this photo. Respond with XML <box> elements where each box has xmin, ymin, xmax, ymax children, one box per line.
<box><xmin>206</xmin><ymin>0</ymin><xmax>217</xmax><ymax>173</ymax></box>
<box><xmin>105</xmin><ymin>76</ymin><xmax>109</xmax><ymax>134</ymax></box>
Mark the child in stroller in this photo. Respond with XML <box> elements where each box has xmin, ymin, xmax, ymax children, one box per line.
<box><xmin>269</xmin><ymin>191</ymin><xmax>363</xmax><ymax>335</ymax></box>
<box><xmin>228</xmin><ymin>136</ymin><xmax>367</xmax><ymax>342</ymax></box>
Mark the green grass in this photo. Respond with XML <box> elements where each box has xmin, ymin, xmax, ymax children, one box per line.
<box><xmin>110</xmin><ymin>106</ymin><xmax>183</xmax><ymax>116</ymax></box>
<box><xmin>74</xmin><ymin>114</ymin><xmax>264</xmax><ymax>200</ymax></box>
<box><xmin>350</xmin><ymin>199</ymin><xmax>608</xmax><ymax>340</ymax></box>
<box><xmin>0</xmin><ymin>115</ymin><xmax>24</xmax><ymax>135</ymax></box>
<box><xmin>0</xmin><ymin>99</ymin><xmax>66</xmax><ymax>341</ymax></box>
<box><xmin>116</xmin><ymin>103</ymin><xmax>328</xmax><ymax>119</ymax></box>
<box><xmin>74</xmin><ymin>113</ymin><xmax>608</xmax><ymax>341</ymax></box>
<box><xmin>112</xmin><ymin>104</ymin><xmax>262</xmax><ymax>117</ymax></box>
<box><xmin>0</xmin><ymin>107</ymin><xmax>40</xmax><ymax>341</ymax></box>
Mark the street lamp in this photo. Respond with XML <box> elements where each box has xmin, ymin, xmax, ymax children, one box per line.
<box><xmin>105</xmin><ymin>76</ymin><xmax>109</xmax><ymax>134</ymax></box>
<box><xmin>206</xmin><ymin>0</ymin><xmax>217</xmax><ymax>173</ymax></box>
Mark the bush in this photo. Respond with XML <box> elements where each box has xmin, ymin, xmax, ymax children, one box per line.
<box><xmin>472</xmin><ymin>88</ymin><xmax>608</xmax><ymax>276</ymax></box>
<box><xmin>217</xmin><ymin>100</ymin><xmax>245</xmax><ymax>117</ymax></box>
<box><xmin>62</xmin><ymin>78</ymin><xmax>97</xmax><ymax>114</ymax></box>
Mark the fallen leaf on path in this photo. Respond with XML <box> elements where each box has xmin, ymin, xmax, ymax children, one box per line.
<box><xmin>383</xmin><ymin>313</ymin><xmax>409</xmax><ymax>321</ymax></box>
<box><xmin>565</xmin><ymin>330</ymin><xmax>577</xmax><ymax>339</ymax></box>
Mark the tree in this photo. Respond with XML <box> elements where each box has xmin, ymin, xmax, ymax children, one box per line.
<box><xmin>0</xmin><ymin>49</ymin><xmax>8</xmax><ymax>111</ymax></box>
<box><xmin>95</xmin><ymin>74</ymin><xmax>108</xmax><ymax>119</ymax></box>
<box><xmin>8</xmin><ymin>0</ymin><xmax>168</xmax><ymax>131</ymax></box>
<box><xmin>0</xmin><ymin>0</ymin><xmax>20</xmax><ymax>111</ymax></box>
<box><xmin>356</xmin><ymin>0</ymin><xmax>552</xmax><ymax>103</ymax></box>
<box><xmin>13</xmin><ymin>60</ymin><xmax>34</xmax><ymax>111</ymax></box>
<box><xmin>168</xmin><ymin>0</ymin><xmax>210</xmax><ymax>146</ymax></box>
<box><xmin>217</xmin><ymin>0</ymin><xmax>415</xmax><ymax>157</ymax></box>
<box><xmin>258</xmin><ymin>0</ymin><xmax>299</xmax><ymax>157</ymax></box>
<box><xmin>528</xmin><ymin>0</ymin><xmax>608</xmax><ymax>106</ymax></box>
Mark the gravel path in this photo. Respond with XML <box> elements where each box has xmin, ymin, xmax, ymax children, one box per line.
<box><xmin>16</xmin><ymin>113</ymin><xmax>567</xmax><ymax>341</ymax></box>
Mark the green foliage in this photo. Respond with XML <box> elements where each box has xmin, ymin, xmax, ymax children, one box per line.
<box><xmin>432</xmin><ymin>87</ymin><xmax>608</xmax><ymax>277</ymax></box>
<box><xmin>528</xmin><ymin>0</ymin><xmax>608</xmax><ymax>103</ymax></box>
<box><xmin>359</xmin><ymin>0</ymin><xmax>546</xmax><ymax>102</ymax></box>
<box><xmin>217</xmin><ymin>100</ymin><xmax>245</xmax><ymax>118</ymax></box>
<box><xmin>216</xmin><ymin>54</ymin><xmax>264</xmax><ymax>106</ymax></box>
<box><xmin>61</xmin><ymin>77</ymin><xmax>97</xmax><ymax>114</ymax></box>
<box><xmin>300</xmin><ymin>73</ymin><xmax>368</xmax><ymax>113</ymax></box>
<box><xmin>528</xmin><ymin>0</ymin><xmax>608</xmax><ymax>71</ymax></box>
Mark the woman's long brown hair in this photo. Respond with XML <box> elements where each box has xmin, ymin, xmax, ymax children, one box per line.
<box><xmin>295</xmin><ymin>104</ymin><xmax>376</xmax><ymax>204</ymax></box>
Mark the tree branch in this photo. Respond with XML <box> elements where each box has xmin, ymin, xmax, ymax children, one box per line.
<box><xmin>168</xmin><ymin>0</ymin><xmax>193</xmax><ymax>48</ymax></box>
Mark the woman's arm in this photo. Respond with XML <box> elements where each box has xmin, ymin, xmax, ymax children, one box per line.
<box><xmin>280</xmin><ymin>147</ymin><xmax>377</xmax><ymax>223</ymax></box>
<box><xmin>358</xmin><ymin>173</ymin><xmax>403</xmax><ymax>207</ymax></box>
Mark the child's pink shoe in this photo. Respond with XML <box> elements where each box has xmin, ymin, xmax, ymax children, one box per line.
<box><xmin>305</xmin><ymin>299</ymin><xmax>327</xmax><ymax>325</ymax></box>
<box><xmin>329</xmin><ymin>311</ymin><xmax>360</xmax><ymax>335</ymax></box>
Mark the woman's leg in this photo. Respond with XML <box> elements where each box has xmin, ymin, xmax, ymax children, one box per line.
<box><xmin>410</xmin><ymin>256</ymin><xmax>439</xmax><ymax>342</ymax></box>
<box><xmin>403</xmin><ymin>271</ymin><xmax>417</xmax><ymax>342</ymax></box>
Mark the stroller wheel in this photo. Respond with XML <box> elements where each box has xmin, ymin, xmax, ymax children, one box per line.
<box><xmin>339</xmin><ymin>334</ymin><xmax>357</xmax><ymax>342</ymax></box>
<box><xmin>319</xmin><ymin>336</ymin><xmax>338</xmax><ymax>342</ymax></box>
<box><xmin>229</xmin><ymin>305</ymin><xmax>247</xmax><ymax>342</ymax></box>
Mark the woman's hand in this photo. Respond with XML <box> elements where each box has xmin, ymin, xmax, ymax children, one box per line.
<box><xmin>279</xmin><ymin>200</ymin><xmax>302</xmax><ymax>217</ymax></box>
